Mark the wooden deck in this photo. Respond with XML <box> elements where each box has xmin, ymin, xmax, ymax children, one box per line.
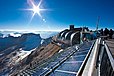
<box><xmin>105</xmin><ymin>39</ymin><xmax>114</xmax><ymax>58</ymax></box>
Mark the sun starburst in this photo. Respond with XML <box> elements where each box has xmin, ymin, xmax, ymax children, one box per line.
<box><xmin>24</xmin><ymin>0</ymin><xmax>47</xmax><ymax>20</ymax></box>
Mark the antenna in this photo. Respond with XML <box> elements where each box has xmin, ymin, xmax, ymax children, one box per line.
<box><xmin>96</xmin><ymin>16</ymin><xmax>100</xmax><ymax>31</ymax></box>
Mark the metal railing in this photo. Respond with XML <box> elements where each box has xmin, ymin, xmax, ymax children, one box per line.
<box><xmin>76</xmin><ymin>38</ymin><xmax>114</xmax><ymax>76</ymax></box>
<box><xmin>100</xmin><ymin>42</ymin><xmax>114</xmax><ymax>76</ymax></box>
<box><xmin>76</xmin><ymin>40</ymin><xmax>96</xmax><ymax>76</ymax></box>
<box><xmin>77</xmin><ymin>38</ymin><xmax>101</xmax><ymax>76</ymax></box>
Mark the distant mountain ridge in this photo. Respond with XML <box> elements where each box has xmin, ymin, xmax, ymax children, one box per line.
<box><xmin>0</xmin><ymin>33</ymin><xmax>41</xmax><ymax>51</ymax></box>
<box><xmin>0</xmin><ymin>31</ymin><xmax>58</xmax><ymax>39</ymax></box>
<box><xmin>0</xmin><ymin>31</ymin><xmax>58</xmax><ymax>52</ymax></box>
<box><xmin>21</xmin><ymin>33</ymin><xmax>42</xmax><ymax>51</ymax></box>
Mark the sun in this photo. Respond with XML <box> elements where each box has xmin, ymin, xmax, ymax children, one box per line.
<box><xmin>24</xmin><ymin>0</ymin><xmax>47</xmax><ymax>19</ymax></box>
<box><xmin>32</xmin><ymin>5</ymin><xmax>42</xmax><ymax>17</ymax></box>
<box><xmin>33</xmin><ymin>6</ymin><xmax>40</xmax><ymax>14</ymax></box>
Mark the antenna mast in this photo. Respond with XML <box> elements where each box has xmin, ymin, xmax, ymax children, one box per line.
<box><xmin>96</xmin><ymin>16</ymin><xmax>100</xmax><ymax>31</ymax></box>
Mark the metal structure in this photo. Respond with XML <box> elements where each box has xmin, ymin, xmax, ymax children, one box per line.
<box><xmin>77</xmin><ymin>38</ymin><xmax>114</xmax><ymax>76</ymax></box>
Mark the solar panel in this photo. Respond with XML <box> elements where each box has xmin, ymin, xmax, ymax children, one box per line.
<box><xmin>22</xmin><ymin>41</ymin><xmax>94</xmax><ymax>76</ymax></box>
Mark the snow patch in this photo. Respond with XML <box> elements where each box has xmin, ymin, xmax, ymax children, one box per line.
<box><xmin>10</xmin><ymin>33</ymin><xmax>21</xmax><ymax>37</ymax></box>
<box><xmin>58</xmin><ymin>49</ymin><xmax>63</xmax><ymax>53</ymax></box>
<box><xmin>41</xmin><ymin>39</ymin><xmax>44</xmax><ymax>44</ymax></box>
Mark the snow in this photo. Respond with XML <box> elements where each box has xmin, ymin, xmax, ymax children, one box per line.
<box><xmin>58</xmin><ymin>49</ymin><xmax>63</xmax><ymax>53</ymax></box>
<box><xmin>10</xmin><ymin>48</ymin><xmax>36</xmax><ymax>64</ymax></box>
<box><xmin>10</xmin><ymin>33</ymin><xmax>21</xmax><ymax>37</ymax></box>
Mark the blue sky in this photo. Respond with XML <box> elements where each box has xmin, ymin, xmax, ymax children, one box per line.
<box><xmin>0</xmin><ymin>0</ymin><xmax>114</xmax><ymax>31</ymax></box>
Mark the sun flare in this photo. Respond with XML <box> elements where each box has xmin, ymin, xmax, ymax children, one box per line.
<box><xmin>24</xmin><ymin>0</ymin><xmax>47</xmax><ymax>19</ymax></box>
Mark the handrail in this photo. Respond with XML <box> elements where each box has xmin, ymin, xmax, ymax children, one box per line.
<box><xmin>79</xmin><ymin>38</ymin><xmax>101</xmax><ymax>76</ymax></box>
<box><xmin>77</xmin><ymin>38</ymin><xmax>114</xmax><ymax>76</ymax></box>
<box><xmin>100</xmin><ymin>41</ymin><xmax>114</xmax><ymax>76</ymax></box>
<box><xmin>104</xmin><ymin>43</ymin><xmax>114</xmax><ymax>70</ymax></box>
<box><xmin>76</xmin><ymin>40</ymin><xmax>96</xmax><ymax>76</ymax></box>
